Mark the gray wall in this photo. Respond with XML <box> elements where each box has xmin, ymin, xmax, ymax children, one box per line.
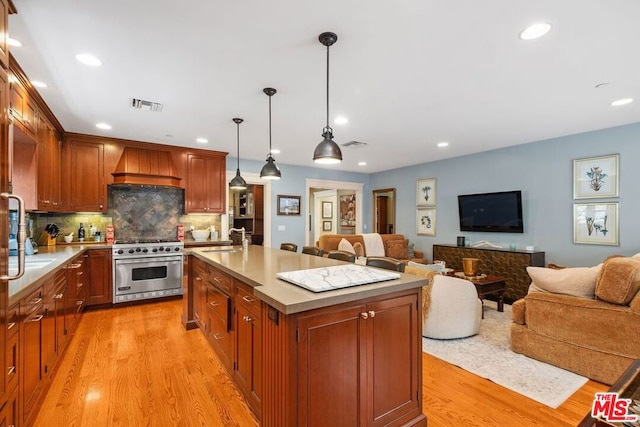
<box><xmin>230</xmin><ymin>122</ymin><xmax>640</xmax><ymax>266</ymax></box>
<box><xmin>371</xmin><ymin>122</ymin><xmax>640</xmax><ymax>266</ymax></box>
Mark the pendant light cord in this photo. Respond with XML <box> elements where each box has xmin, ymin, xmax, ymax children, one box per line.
<box><xmin>269</xmin><ymin>95</ymin><xmax>273</xmax><ymax>153</ymax></box>
<box><xmin>325</xmin><ymin>43</ymin><xmax>330</xmax><ymax>131</ymax></box>
<box><xmin>236</xmin><ymin>123</ymin><xmax>240</xmax><ymax>169</ymax></box>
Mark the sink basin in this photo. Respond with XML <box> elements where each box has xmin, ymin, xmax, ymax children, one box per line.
<box><xmin>8</xmin><ymin>257</ymin><xmax>57</xmax><ymax>270</ymax></box>
<box><xmin>200</xmin><ymin>247</ymin><xmax>242</xmax><ymax>253</ymax></box>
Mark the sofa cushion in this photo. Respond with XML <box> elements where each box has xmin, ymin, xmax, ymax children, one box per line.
<box><xmin>385</xmin><ymin>239</ymin><xmax>409</xmax><ymax>260</ymax></box>
<box><xmin>526</xmin><ymin>265</ymin><xmax>600</xmax><ymax>299</ymax></box>
<box><xmin>595</xmin><ymin>257</ymin><xmax>640</xmax><ymax>305</ymax></box>
<box><xmin>338</xmin><ymin>238</ymin><xmax>356</xmax><ymax>254</ymax></box>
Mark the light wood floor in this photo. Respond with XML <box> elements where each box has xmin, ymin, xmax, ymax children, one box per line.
<box><xmin>34</xmin><ymin>299</ymin><xmax>607</xmax><ymax>426</ymax></box>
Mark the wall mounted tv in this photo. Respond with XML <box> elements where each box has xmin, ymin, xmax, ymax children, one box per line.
<box><xmin>458</xmin><ymin>190</ymin><xmax>524</xmax><ymax>233</ymax></box>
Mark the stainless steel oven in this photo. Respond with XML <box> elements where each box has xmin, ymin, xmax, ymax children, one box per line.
<box><xmin>112</xmin><ymin>241</ymin><xmax>184</xmax><ymax>303</ymax></box>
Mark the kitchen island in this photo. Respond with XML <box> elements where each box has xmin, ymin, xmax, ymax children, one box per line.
<box><xmin>186</xmin><ymin>245</ymin><xmax>428</xmax><ymax>427</ymax></box>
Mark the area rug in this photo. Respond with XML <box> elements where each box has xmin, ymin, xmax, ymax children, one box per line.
<box><xmin>422</xmin><ymin>304</ymin><xmax>588</xmax><ymax>408</ymax></box>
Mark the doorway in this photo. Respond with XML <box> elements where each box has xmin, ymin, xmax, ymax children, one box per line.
<box><xmin>373</xmin><ymin>188</ymin><xmax>395</xmax><ymax>234</ymax></box>
<box><xmin>225</xmin><ymin>171</ymin><xmax>272</xmax><ymax>247</ymax></box>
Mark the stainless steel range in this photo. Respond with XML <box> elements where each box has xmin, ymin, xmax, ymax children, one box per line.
<box><xmin>112</xmin><ymin>240</ymin><xmax>184</xmax><ymax>304</ymax></box>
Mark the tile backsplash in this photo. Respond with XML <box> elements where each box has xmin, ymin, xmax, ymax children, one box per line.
<box><xmin>31</xmin><ymin>184</ymin><xmax>222</xmax><ymax>243</ymax></box>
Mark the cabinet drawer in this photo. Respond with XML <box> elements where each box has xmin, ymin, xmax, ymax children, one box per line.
<box><xmin>21</xmin><ymin>286</ymin><xmax>44</xmax><ymax>316</ymax></box>
<box><xmin>236</xmin><ymin>283</ymin><xmax>261</xmax><ymax>319</ymax></box>
<box><xmin>7</xmin><ymin>303</ymin><xmax>19</xmax><ymax>338</ymax></box>
<box><xmin>207</xmin><ymin>285</ymin><xmax>230</xmax><ymax>330</ymax></box>
<box><xmin>208</xmin><ymin>311</ymin><xmax>232</xmax><ymax>361</ymax></box>
<box><xmin>6</xmin><ymin>331</ymin><xmax>19</xmax><ymax>392</ymax></box>
<box><xmin>209</xmin><ymin>268</ymin><xmax>232</xmax><ymax>295</ymax></box>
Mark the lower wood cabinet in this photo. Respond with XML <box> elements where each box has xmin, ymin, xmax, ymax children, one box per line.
<box><xmin>21</xmin><ymin>286</ymin><xmax>45</xmax><ymax>425</ymax></box>
<box><xmin>65</xmin><ymin>255</ymin><xmax>86</xmax><ymax>333</ymax></box>
<box><xmin>84</xmin><ymin>249</ymin><xmax>112</xmax><ymax>306</ymax></box>
<box><xmin>206</xmin><ymin>267</ymin><xmax>233</xmax><ymax>372</ymax></box>
<box><xmin>296</xmin><ymin>292</ymin><xmax>422</xmax><ymax>427</ymax></box>
<box><xmin>0</xmin><ymin>384</ymin><xmax>19</xmax><ymax>427</ymax></box>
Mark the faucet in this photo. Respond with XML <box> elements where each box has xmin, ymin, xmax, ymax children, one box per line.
<box><xmin>229</xmin><ymin>227</ymin><xmax>247</xmax><ymax>250</ymax></box>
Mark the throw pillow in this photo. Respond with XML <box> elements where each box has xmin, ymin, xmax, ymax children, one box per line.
<box><xmin>352</xmin><ymin>242</ymin><xmax>365</xmax><ymax>258</ymax></box>
<box><xmin>526</xmin><ymin>265</ymin><xmax>601</xmax><ymax>299</ymax></box>
<box><xmin>385</xmin><ymin>239</ymin><xmax>409</xmax><ymax>260</ymax></box>
<box><xmin>595</xmin><ymin>257</ymin><xmax>640</xmax><ymax>305</ymax></box>
<box><xmin>338</xmin><ymin>238</ymin><xmax>356</xmax><ymax>254</ymax></box>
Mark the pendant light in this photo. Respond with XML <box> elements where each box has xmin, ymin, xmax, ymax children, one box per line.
<box><xmin>313</xmin><ymin>31</ymin><xmax>343</xmax><ymax>164</ymax></box>
<box><xmin>229</xmin><ymin>118</ymin><xmax>247</xmax><ymax>189</ymax></box>
<box><xmin>260</xmin><ymin>87</ymin><xmax>282</xmax><ymax>180</ymax></box>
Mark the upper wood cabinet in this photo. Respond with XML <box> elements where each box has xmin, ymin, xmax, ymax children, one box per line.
<box><xmin>68</xmin><ymin>139</ymin><xmax>106</xmax><ymax>212</ymax></box>
<box><xmin>36</xmin><ymin>115</ymin><xmax>63</xmax><ymax>211</ymax></box>
<box><xmin>185</xmin><ymin>153</ymin><xmax>226</xmax><ymax>214</ymax></box>
<box><xmin>0</xmin><ymin>0</ymin><xmax>10</xmax><ymax>69</ymax></box>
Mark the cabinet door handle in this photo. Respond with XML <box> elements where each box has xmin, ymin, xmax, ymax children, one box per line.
<box><xmin>213</xmin><ymin>333</ymin><xmax>222</xmax><ymax>340</ymax></box>
<box><xmin>54</xmin><ymin>293</ymin><xmax>64</xmax><ymax>300</ymax></box>
<box><xmin>31</xmin><ymin>297</ymin><xmax>42</xmax><ymax>305</ymax></box>
<box><xmin>7</xmin><ymin>366</ymin><xmax>15</xmax><ymax>376</ymax></box>
<box><xmin>7</xmin><ymin>322</ymin><xmax>15</xmax><ymax>331</ymax></box>
<box><xmin>360</xmin><ymin>312</ymin><xmax>368</xmax><ymax>320</ymax></box>
<box><xmin>195</xmin><ymin>276</ymin><xmax>202</xmax><ymax>281</ymax></box>
<box><xmin>368</xmin><ymin>310</ymin><xmax>376</xmax><ymax>318</ymax></box>
<box><xmin>77</xmin><ymin>301</ymin><xmax>84</xmax><ymax>306</ymax></box>
<box><xmin>242</xmin><ymin>295</ymin><xmax>255</xmax><ymax>303</ymax></box>
<box><xmin>29</xmin><ymin>314</ymin><xmax>44</xmax><ymax>322</ymax></box>
<box><xmin>243</xmin><ymin>316</ymin><xmax>253</xmax><ymax>323</ymax></box>
<box><xmin>209</xmin><ymin>301</ymin><xmax>220</xmax><ymax>307</ymax></box>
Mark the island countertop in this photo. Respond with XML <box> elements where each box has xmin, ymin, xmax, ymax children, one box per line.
<box><xmin>190</xmin><ymin>245</ymin><xmax>427</xmax><ymax>314</ymax></box>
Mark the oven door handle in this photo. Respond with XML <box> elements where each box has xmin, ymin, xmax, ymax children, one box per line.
<box><xmin>114</xmin><ymin>256</ymin><xmax>183</xmax><ymax>265</ymax></box>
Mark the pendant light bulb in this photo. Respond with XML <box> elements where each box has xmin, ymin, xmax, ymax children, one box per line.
<box><xmin>313</xmin><ymin>31</ymin><xmax>342</xmax><ymax>164</ymax></box>
<box><xmin>229</xmin><ymin>118</ymin><xmax>247</xmax><ymax>190</ymax></box>
<box><xmin>261</xmin><ymin>87</ymin><xmax>282</xmax><ymax>180</ymax></box>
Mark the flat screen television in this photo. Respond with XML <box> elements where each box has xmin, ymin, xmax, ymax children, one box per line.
<box><xmin>458</xmin><ymin>190</ymin><xmax>524</xmax><ymax>233</ymax></box>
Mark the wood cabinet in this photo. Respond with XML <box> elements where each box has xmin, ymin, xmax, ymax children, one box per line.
<box><xmin>21</xmin><ymin>286</ymin><xmax>45</xmax><ymax>424</ymax></box>
<box><xmin>433</xmin><ymin>244</ymin><xmax>545</xmax><ymax>302</ymax></box>
<box><xmin>296</xmin><ymin>292</ymin><xmax>422</xmax><ymax>427</ymax></box>
<box><xmin>234</xmin><ymin>282</ymin><xmax>262</xmax><ymax>418</ymax></box>
<box><xmin>36</xmin><ymin>116</ymin><xmax>63</xmax><ymax>211</ymax></box>
<box><xmin>191</xmin><ymin>256</ymin><xmax>208</xmax><ymax>331</ymax></box>
<box><xmin>0</xmin><ymin>384</ymin><xmax>18</xmax><ymax>427</ymax></box>
<box><xmin>206</xmin><ymin>266</ymin><xmax>233</xmax><ymax>372</ymax></box>
<box><xmin>66</xmin><ymin>255</ymin><xmax>86</xmax><ymax>332</ymax></box>
<box><xmin>68</xmin><ymin>139</ymin><xmax>106</xmax><ymax>212</ymax></box>
<box><xmin>9</xmin><ymin>78</ymin><xmax>36</xmax><ymax>137</ymax></box>
<box><xmin>0</xmin><ymin>65</ymin><xmax>9</xmax><ymax>412</ymax></box>
<box><xmin>185</xmin><ymin>153</ymin><xmax>226</xmax><ymax>213</ymax></box>
<box><xmin>232</xmin><ymin>184</ymin><xmax>264</xmax><ymax>245</ymax></box>
<box><xmin>84</xmin><ymin>249</ymin><xmax>113</xmax><ymax>306</ymax></box>
<box><xmin>0</xmin><ymin>0</ymin><xmax>9</xmax><ymax>69</ymax></box>
<box><xmin>42</xmin><ymin>270</ymin><xmax>68</xmax><ymax>378</ymax></box>
<box><xmin>2</xmin><ymin>302</ymin><xmax>19</xmax><ymax>426</ymax></box>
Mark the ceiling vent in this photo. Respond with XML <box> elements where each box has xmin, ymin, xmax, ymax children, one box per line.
<box><xmin>341</xmin><ymin>140</ymin><xmax>368</xmax><ymax>149</ymax></box>
<box><xmin>130</xmin><ymin>98</ymin><xmax>163</xmax><ymax>112</ymax></box>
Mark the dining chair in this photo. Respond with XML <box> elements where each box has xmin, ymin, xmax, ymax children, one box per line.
<box><xmin>365</xmin><ymin>256</ymin><xmax>406</xmax><ymax>272</ymax></box>
<box><xmin>301</xmin><ymin>246</ymin><xmax>324</xmax><ymax>257</ymax></box>
<box><xmin>327</xmin><ymin>250</ymin><xmax>356</xmax><ymax>263</ymax></box>
<box><xmin>280</xmin><ymin>243</ymin><xmax>298</xmax><ymax>252</ymax></box>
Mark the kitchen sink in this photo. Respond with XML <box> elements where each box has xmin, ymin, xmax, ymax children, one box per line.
<box><xmin>200</xmin><ymin>247</ymin><xmax>242</xmax><ymax>253</ymax></box>
<box><xmin>8</xmin><ymin>257</ymin><xmax>57</xmax><ymax>270</ymax></box>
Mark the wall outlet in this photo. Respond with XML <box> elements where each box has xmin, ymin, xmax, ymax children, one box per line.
<box><xmin>277</xmin><ymin>225</ymin><xmax>285</xmax><ymax>231</ymax></box>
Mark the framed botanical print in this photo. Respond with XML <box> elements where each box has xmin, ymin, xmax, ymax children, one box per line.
<box><xmin>573</xmin><ymin>202</ymin><xmax>619</xmax><ymax>245</ymax></box>
<box><xmin>573</xmin><ymin>154</ymin><xmax>619</xmax><ymax>199</ymax></box>
<box><xmin>416</xmin><ymin>178</ymin><xmax>436</xmax><ymax>207</ymax></box>
<box><xmin>416</xmin><ymin>208</ymin><xmax>436</xmax><ymax>236</ymax></box>
<box><xmin>323</xmin><ymin>221</ymin><xmax>332</xmax><ymax>231</ymax></box>
<box><xmin>322</xmin><ymin>201</ymin><xmax>333</xmax><ymax>219</ymax></box>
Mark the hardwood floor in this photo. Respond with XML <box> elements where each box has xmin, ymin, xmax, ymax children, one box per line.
<box><xmin>34</xmin><ymin>299</ymin><xmax>606</xmax><ymax>426</ymax></box>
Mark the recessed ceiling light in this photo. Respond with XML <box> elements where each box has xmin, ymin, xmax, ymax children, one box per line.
<box><xmin>31</xmin><ymin>80</ymin><xmax>47</xmax><ymax>88</ymax></box>
<box><xmin>611</xmin><ymin>98</ymin><xmax>633</xmax><ymax>107</ymax></box>
<box><xmin>196</xmin><ymin>138</ymin><xmax>208</xmax><ymax>143</ymax></box>
<box><xmin>270</xmin><ymin>149</ymin><xmax>280</xmax><ymax>154</ymax></box>
<box><xmin>334</xmin><ymin>116</ymin><xmax>348</xmax><ymax>125</ymax></box>
<box><xmin>437</xmin><ymin>141</ymin><xmax>449</xmax><ymax>148</ymax></box>
<box><xmin>75</xmin><ymin>53</ymin><xmax>102</xmax><ymax>67</ymax></box>
<box><xmin>358</xmin><ymin>161</ymin><xmax>367</xmax><ymax>166</ymax></box>
<box><xmin>95</xmin><ymin>122</ymin><xmax>112</xmax><ymax>130</ymax></box>
<box><xmin>519</xmin><ymin>22</ymin><xmax>551</xmax><ymax>40</ymax></box>
<box><xmin>7</xmin><ymin>37</ymin><xmax>21</xmax><ymax>47</ymax></box>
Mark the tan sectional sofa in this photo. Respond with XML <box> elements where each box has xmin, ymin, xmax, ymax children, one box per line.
<box><xmin>510</xmin><ymin>255</ymin><xmax>640</xmax><ymax>385</ymax></box>
<box><xmin>317</xmin><ymin>233</ymin><xmax>426</xmax><ymax>264</ymax></box>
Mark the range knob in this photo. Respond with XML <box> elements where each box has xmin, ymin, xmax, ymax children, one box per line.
<box><xmin>158</xmin><ymin>247</ymin><xmax>164</xmax><ymax>252</ymax></box>
<box><xmin>174</xmin><ymin>247</ymin><xmax>180</xmax><ymax>252</ymax></box>
<box><xmin>152</xmin><ymin>248</ymin><xmax>158</xmax><ymax>252</ymax></box>
<box><xmin>128</xmin><ymin>249</ymin><xmax>135</xmax><ymax>254</ymax></box>
<box><xmin>117</xmin><ymin>249</ymin><xmax>124</xmax><ymax>254</ymax></box>
<box><xmin>142</xmin><ymin>248</ymin><xmax>148</xmax><ymax>253</ymax></box>
<box><xmin>135</xmin><ymin>247</ymin><xmax>141</xmax><ymax>252</ymax></box>
<box><xmin>165</xmin><ymin>247</ymin><xmax>171</xmax><ymax>252</ymax></box>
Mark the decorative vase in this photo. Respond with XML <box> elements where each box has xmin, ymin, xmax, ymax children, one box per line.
<box><xmin>462</xmin><ymin>258</ymin><xmax>480</xmax><ymax>277</ymax></box>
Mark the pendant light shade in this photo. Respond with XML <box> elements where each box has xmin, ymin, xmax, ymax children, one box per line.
<box><xmin>229</xmin><ymin>118</ymin><xmax>247</xmax><ymax>190</ymax></box>
<box><xmin>313</xmin><ymin>31</ymin><xmax>342</xmax><ymax>164</ymax></box>
<box><xmin>260</xmin><ymin>87</ymin><xmax>282</xmax><ymax>180</ymax></box>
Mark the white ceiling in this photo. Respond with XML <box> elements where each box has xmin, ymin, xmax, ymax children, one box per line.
<box><xmin>9</xmin><ymin>0</ymin><xmax>640</xmax><ymax>173</ymax></box>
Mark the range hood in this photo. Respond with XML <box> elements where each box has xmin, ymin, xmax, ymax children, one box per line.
<box><xmin>112</xmin><ymin>147</ymin><xmax>182</xmax><ymax>187</ymax></box>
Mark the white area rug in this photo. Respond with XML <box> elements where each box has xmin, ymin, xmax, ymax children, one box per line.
<box><xmin>422</xmin><ymin>303</ymin><xmax>588</xmax><ymax>409</ymax></box>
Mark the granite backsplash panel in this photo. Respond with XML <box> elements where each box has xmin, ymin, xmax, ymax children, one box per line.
<box><xmin>108</xmin><ymin>185</ymin><xmax>184</xmax><ymax>241</ymax></box>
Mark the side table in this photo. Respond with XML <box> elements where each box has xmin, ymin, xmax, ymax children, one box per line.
<box><xmin>467</xmin><ymin>275</ymin><xmax>506</xmax><ymax>318</ymax></box>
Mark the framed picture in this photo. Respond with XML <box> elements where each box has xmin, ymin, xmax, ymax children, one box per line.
<box><xmin>322</xmin><ymin>201</ymin><xmax>333</xmax><ymax>219</ymax></box>
<box><xmin>416</xmin><ymin>178</ymin><xmax>436</xmax><ymax>207</ymax></box>
<box><xmin>339</xmin><ymin>194</ymin><xmax>356</xmax><ymax>226</ymax></box>
<box><xmin>573</xmin><ymin>202</ymin><xmax>619</xmax><ymax>246</ymax></box>
<box><xmin>416</xmin><ymin>208</ymin><xmax>436</xmax><ymax>236</ymax></box>
<box><xmin>323</xmin><ymin>221</ymin><xmax>332</xmax><ymax>231</ymax></box>
<box><xmin>277</xmin><ymin>195</ymin><xmax>301</xmax><ymax>215</ymax></box>
<box><xmin>573</xmin><ymin>154</ymin><xmax>619</xmax><ymax>199</ymax></box>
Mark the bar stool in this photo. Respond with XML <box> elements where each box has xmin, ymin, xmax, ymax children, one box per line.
<box><xmin>327</xmin><ymin>250</ymin><xmax>356</xmax><ymax>263</ymax></box>
<box><xmin>280</xmin><ymin>243</ymin><xmax>298</xmax><ymax>252</ymax></box>
<box><xmin>302</xmin><ymin>246</ymin><xmax>324</xmax><ymax>257</ymax></box>
<box><xmin>365</xmin><ymin>256</ymin><xmax>405</xmax><ymax>272</ymax></box>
